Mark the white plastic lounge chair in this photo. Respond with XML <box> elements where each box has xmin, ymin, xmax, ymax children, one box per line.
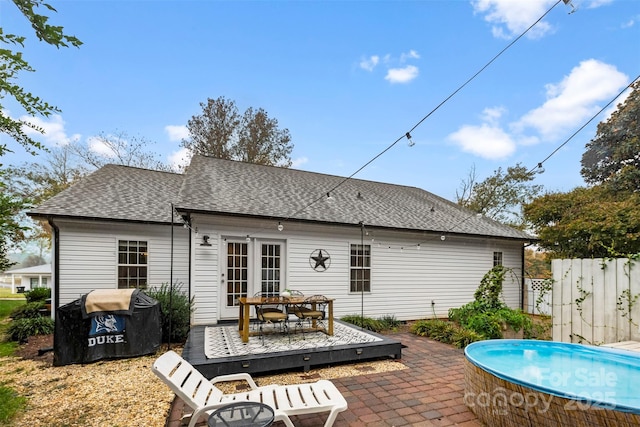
<box><xmin>152</xmin><ymin>350</ymin><xmax>348</xmax><ymax>427</ymax></box>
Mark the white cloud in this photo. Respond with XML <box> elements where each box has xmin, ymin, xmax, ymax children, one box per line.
<box><xmin>586</xmin><ymin>0</ymin><xmax>613</xmax><ymax>9</ymax></box>
<box><xmin>471</xmin><ymin>0</ymin><xmax>555</xmax><ymax>39</ymax></box>
<box><xmin>515</xmin><ymin>59</ymin><xmax>628</xmax><ymax>139</ymax></box>
<box><xmin>480</xmin><ymin>106</ymin><xmax>506</xmax><ymax>126</ymax></box>
<box><xmin>19</xmin><ymin>114</ymin><xmax>80</xmax><ymax>147</ymax></box>
<box><xmin>87</xmin><ymin>135</ymin><xmax>118</xmax><ymax>158</ymax></box>
<box><xmin>164</xmin><ymin>125</ymin><xmax>189</xmax><ymax>142</ymax></box>
<box><xmin>622</xmin><ymin>16</ymin><xmax>637</xmax><ymax>28</ymax></box>
<box><xmin>400</xmin><ymin>50</ymin><xmax>420</xmax><ymax>62</ymax></box>
<box><xmin>359</xmin><ymin>55</ymin><xmax>380</xmax><ymax>72</ymax></box>
<box><xmin>449</xmin><ymin>123</ymin><xmax>516</xmax><ymax>160</ymax></box>
<box><xmin>168</xmin><ymin>147</ymin><xmax>191</xmax><ymax>172</ymax></box>
<box><xmin>291</xmin><ymin>156</ymin><xmax>308</xmax><ymax>168</ymax></box>
<box><xmin>359</xmin><ymin>51</ymin><xmax>420</xmax><ymax>83</ymax></box>
<box><xmin>385</xmin><ymin>65</ymin><xmax>419</xmax><ymax>84</ymax></box>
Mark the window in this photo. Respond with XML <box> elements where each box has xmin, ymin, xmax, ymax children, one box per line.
<box><xmin>493</xmin><ymin>251</ymin><xmax>503</xmax><ymax>267</ymax></box>
<box><xmin>30</xmin><ymin>278</ymin><xmax>39</xmax><ymax>287</ymax></box>
<box><xmin>118</xmin><ymin>240</ymin><xmax>148</xmax><ymax>289</ymax></box>
<box><xmin>350</xmin><ymin>244</ymin><xmax>371</xmax><ymax>292</ymax></box>
<box><xmin>260</xmin><ymin>243</ymin><xmax>281</xmax><ymax>295</ymax></box>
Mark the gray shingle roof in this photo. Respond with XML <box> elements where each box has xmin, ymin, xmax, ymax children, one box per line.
<box><xmin>28</xmin><ymin>165</ymin><xmax>184</xmax><ymax>223</ymax></box>
<box><xmin>29</xmin><ymin>155</ymin><xmax>532</xmax><ymax>240</ymax></box>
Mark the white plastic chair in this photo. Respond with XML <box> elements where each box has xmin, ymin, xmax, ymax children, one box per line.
<box><xmin>151</xmin><ymin>350</ymin><xmax>348</xmax><ymax>427</ymax></box>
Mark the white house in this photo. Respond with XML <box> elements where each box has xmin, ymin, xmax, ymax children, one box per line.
<box><xmin>28</xmin><ymin>155</ymin><xmax>533</xmax><ymax>324</ymax></box>
<box><xmin>2</xmin><ymin>264</ymin><xmax>52</xmax><ymax>293</ymax></box>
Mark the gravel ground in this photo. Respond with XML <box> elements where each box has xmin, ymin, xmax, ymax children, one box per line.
<box><xmin>1</xmin><ymin>334</ymin><xmax>406</xmax><ymax>426</ymax></box>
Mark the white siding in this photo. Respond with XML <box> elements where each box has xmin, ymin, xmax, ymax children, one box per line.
<box><xmin>53</xmin><ymin>216</ymin><xmax>523</xmax><ymax>325</ymax></box>
<box><xmin>189</xmin><ymin>216</ymin><xmax>523</xmax><ymax>324</ymax></box>
<box><xmin>54</xmin><ymin>220</ymin><xmax>189</xmax><ymax>305</ymax></box>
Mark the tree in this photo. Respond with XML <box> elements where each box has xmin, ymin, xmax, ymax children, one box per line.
<box><xmin>523</xmin><ymin>186</ymin><xmax>640</xmax><ymax>258</ymax></box>
<box><xmin>581</xmin><ymin>79</ymin><xmax>640</xmax><ymax>194</ymax></box>
<box><xmin>69</xmin><ymin>130</ymin><xmax>173</xmax><ymax>172</ymax></box>
<box><xmin>6</xmin><ymin>145</ymin><xmax>87</xmax><ymax>204</ymax></box>
<box><xmin>1</xmin><ymin>0</ymin><xmax>82</xmax><ymax>157</ymax></box>
<box><xmin>0</xmin><ymin>177</ymin><xmax>27</xmax><ymax>271</ymax></box>
<box><xmin>524</xmin><ymin>248</ymin><xmax>551</xmax><ymax>279</ymax></box>
<box><xmin>182</xmin><ymin>97</ymin><xmax>294</xmax><ymax>167</ymax></box>
<box><xmin>456</xmin><ymin>163</ymin><xmax>543</xmax><ymax>229</ymax></box>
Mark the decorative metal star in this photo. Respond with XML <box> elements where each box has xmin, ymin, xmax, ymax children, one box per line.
<box><xmin>310</xmin><ymin>249</ymin><xmax>330</xmax><ymax>271</ymax></box>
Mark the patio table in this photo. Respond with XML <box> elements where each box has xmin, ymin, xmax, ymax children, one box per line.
<box><xmin>207</xmin><ymin>401</ymin><xmax>274</xmax><ymax>427</ymax></box>
<box><xmin>237</xmin><ymin>296</ymin><xmax>334</xmax><ymax>343</ymax></box>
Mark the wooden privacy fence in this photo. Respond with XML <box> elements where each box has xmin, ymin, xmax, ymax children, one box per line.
<box><xmin>552</xmin><ymin>257</ymin><xmax>640</xmax><ymax>345</ymax></box>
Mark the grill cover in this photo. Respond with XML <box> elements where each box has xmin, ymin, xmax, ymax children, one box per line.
<box><xmin>54</xmin><ymin>290</ymin><xmax>161</xmax><ymax>366</ymax></box>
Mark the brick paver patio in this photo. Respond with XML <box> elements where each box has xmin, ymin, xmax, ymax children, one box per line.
<box><xmin>166</xmin><ymin>332</ymin><xmax>483</xmax><ymax>426</ymax></box>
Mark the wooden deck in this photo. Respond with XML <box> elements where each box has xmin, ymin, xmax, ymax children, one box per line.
<box><xmin>182</xmin><ymin>320</ymin><xmax>404</xmax><ymax>378</ymax></box>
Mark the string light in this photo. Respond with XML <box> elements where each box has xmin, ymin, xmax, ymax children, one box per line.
<box><xmin>326</xmin><ymin>192</ymin><xmax>334</xmax><ymax>203</ymax></box>
<box><xmin>406</xmin><ymin>132</ymin><xmax>415</xmax><ymax>147</ymax></box>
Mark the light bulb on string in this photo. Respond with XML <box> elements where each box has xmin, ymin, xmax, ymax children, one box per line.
<box><xmin>326</xmin><ymin>192</ymin><xmax>335</xmax><ymax>203</ymax></box>
<box><xmin>406</xmin><ymin>132</ymin><xmax>415</xmax><ymax>147</ymax></box>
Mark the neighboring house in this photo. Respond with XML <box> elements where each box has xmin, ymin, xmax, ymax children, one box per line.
<box><xmin>3</xmin><ymin>264</ymin><xmax>52</xmax><ymax>293</ymax></box>
<box><xmin>28</xmin><ymin>155</ymin><xmax>534</xmax><ymax>324</ymax></box>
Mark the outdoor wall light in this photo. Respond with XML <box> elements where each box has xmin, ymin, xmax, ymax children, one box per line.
<box><xmin>355</xmin><ymin>348</ymin><xmax>363</xmax><ymax>355</ymax></box>
<box><xmin>277</xmin><ymin>222</ymin><xmax>284</xmax><ymax>232</ymax></box>
<box><xmin>440</xmin><ymin>235</ymin><xmax>446</xmax><ymax>241</ymax></box>
<box><xmin>200</xmin><ymin>235</ymin><xmax>212</xmax><ymax>246</ymax></box>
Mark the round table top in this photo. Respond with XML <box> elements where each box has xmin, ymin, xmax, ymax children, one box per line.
<box><xmin>207</xmin><ymin>401</ymin><xmax>275</xmax><ymax>427</ymax></box>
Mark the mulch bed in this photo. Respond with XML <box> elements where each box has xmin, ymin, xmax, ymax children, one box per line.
<box><xmin>14</xmin><ymin>333</ymin><xmax>54</xmax><ymax>365</ymax></box>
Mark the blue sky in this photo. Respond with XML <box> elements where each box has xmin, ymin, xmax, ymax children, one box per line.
<box><xmin>2</xmin><ymin>0</ymin><xmax>639</xmax><ymax>201</ymax></box>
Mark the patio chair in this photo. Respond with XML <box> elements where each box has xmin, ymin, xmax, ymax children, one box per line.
<box><xmin>291</xmin><ymin>295</ymin><xmax>328</xmax><ymax>339</ymax></box>
<box><xmin>152</xmin><ymin>350</ymin><xmax>348</xmax><ymax>427</ymax></box>
<box><xmin>256</xmin><ymin>295</ymin><xmax>290</xmax><ymax>344</ymax></box>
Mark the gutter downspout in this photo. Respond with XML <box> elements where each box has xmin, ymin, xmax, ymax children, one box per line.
<box><xmin>48</xmin><ymin>218</ymin><xmax>60</xmax><ymax>315</ymax></box>
<box><xmin>48</xmin><ymin>217</ymin><xmax>60</xmax><ymax>360</ymax></box>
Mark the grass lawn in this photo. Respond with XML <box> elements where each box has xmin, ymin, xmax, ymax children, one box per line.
<box><xmin>0</xmin><ymin>299</ymin><xmax>26</xmax><ymax>356</ymax></box>
<box><xmin>0</xmin><ymin>288</ymin><xmax>26</xmax><ymax>299</ymax></box>
<box><xmin>0</xmin><ymin>298</ymin><xmax>27</xmax><ymax>423</ymax></box>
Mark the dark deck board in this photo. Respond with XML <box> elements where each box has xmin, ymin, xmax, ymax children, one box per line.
<box><xmin>182</xmin><ymin>320</ymin><xmax>403</xmax><ymax>378</ymax></box>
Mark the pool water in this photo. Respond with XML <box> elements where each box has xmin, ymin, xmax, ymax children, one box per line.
<box><xmin>465</xmin><ymin>339</ymin><xmax>640</xmax><ymax>413</ymax></box>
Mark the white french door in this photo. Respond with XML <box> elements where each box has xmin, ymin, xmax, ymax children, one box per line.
<box><xmin>220</xmin><ymin>239</ymin><xmax>285</xmax><ymax>319</ymax></box>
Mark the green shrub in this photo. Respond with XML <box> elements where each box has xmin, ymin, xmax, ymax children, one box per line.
<box><xmin>10</xmin><ymin>301</ymin><xmax>45</xmax><ymax>320</ymax></box>
<box><xmin>6</xmin><ymin>316</ymin><xmax>55</xmax><ymax>342</ymax></box>
<box><xmin>340</xmin><ymin>314</ymin><xmax>383</xmax><ymax>332</ymax></box>
<box><xmin>464</xmin><ymin>312</ymin><xmax>502</xmax><ymax>339</ymax></box>
<box><xmin>378</xmin><ymin>314</ymin><xmax>401</xmax><ymax>330</ymax></box>
<box><xmin>24</xmin><ymin>287</ymin><xmax>51</xmax><ymax>303</ymax></box>
<box><xmin>144</xmin><ymin>282</ymin><xmax>194</xmax><ymax>343</ymax></box>
<box><xmin>451</xmin><ymin>328</ymin><xmax>484</xmax><ymax>348</ymax></box>
<box><xmin>446</xmin><ymin>266</ymin><xmax>533</xmax><ymax>339</ymax></box>
<box><xmin>410</xmin><ymin>319</ymin><xmax>457</xmax><ymax>343</ymax></box>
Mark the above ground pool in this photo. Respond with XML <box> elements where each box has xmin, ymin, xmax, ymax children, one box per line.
<box><xmin>464</xmin><ymin>339</ymin><xmax>640</xmax><ymax>427</ymax></box>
